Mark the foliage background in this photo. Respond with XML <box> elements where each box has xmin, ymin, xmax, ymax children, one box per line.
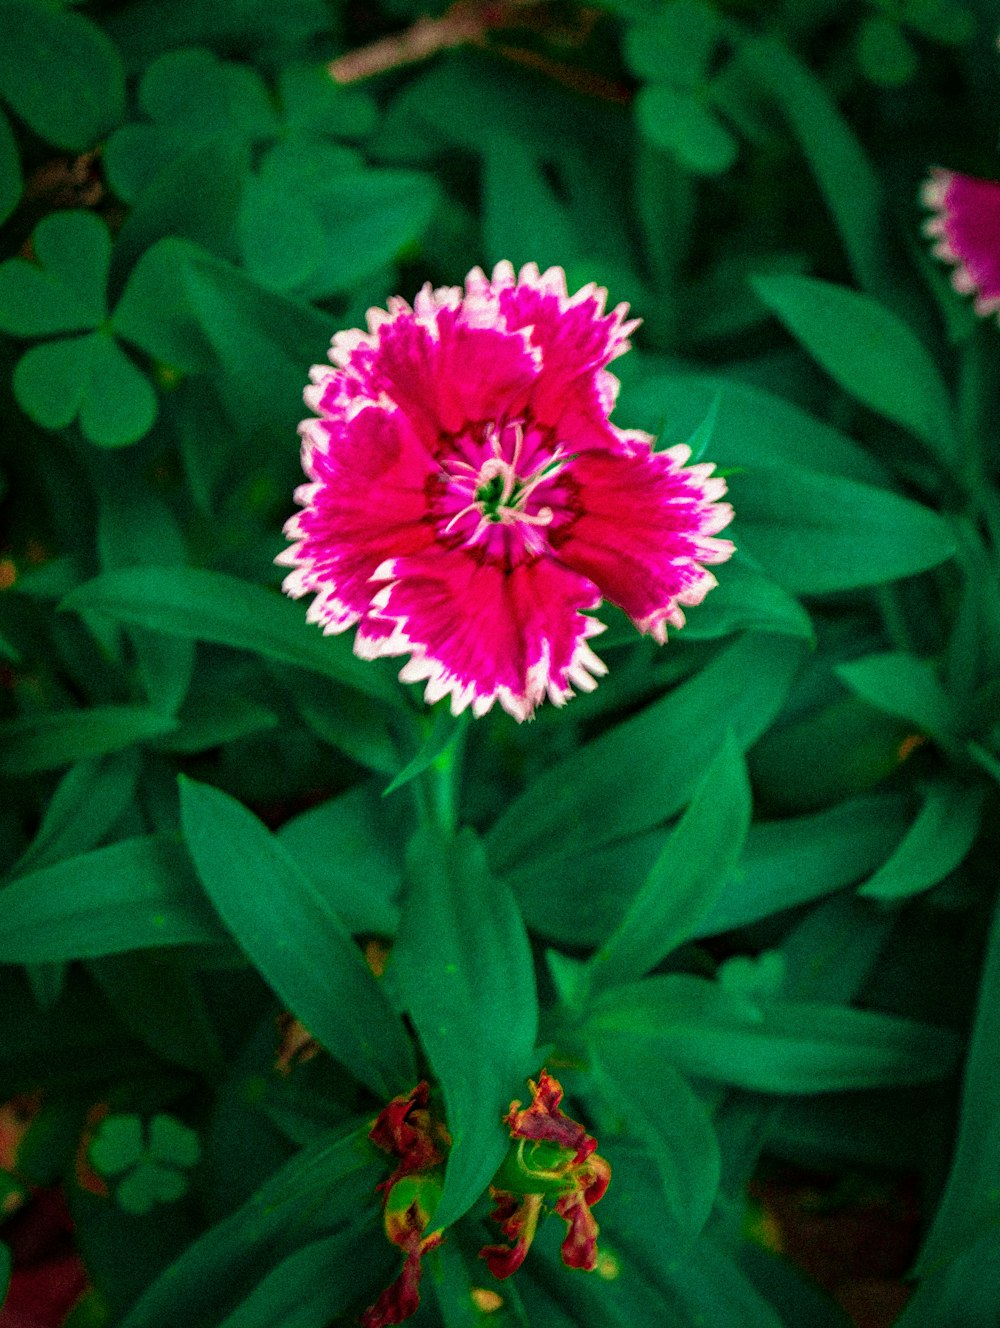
<box><xmin>1</xmin><ymin>0</ymin><xmax>999</xmax><ymax>1324</ymax></box>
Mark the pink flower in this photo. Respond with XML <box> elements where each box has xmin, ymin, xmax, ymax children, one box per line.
<box><xmin>279</xmin><ymin>262</ymin><xmax>734</xmax><ymax>721</ymax></box>
<box><xmin>922</xmin><ymin>167</ymin><xmax>1000</xmax><ymax>319</ymax></box>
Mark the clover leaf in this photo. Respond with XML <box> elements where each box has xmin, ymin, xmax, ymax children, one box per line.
<box><xmin>88</xmin><ymin>1112</ymin><xmax>201</xmax><ymax>1217</ymax></box>
<box><xmin>103</xmin><ymin>48</ymin><xmax>278</xmax><ymax>205</ymax></box>
<box><xmin>0</xmin><ymin>0</ymin><xmax>124</xmax><ymax>153</ymax></box>
<box><xmin>624</xmin><ymin>0</ymin><xmax>738</xmax><ymax>176</ymax></box>
<box><xmin>0</xmin><ymin>211</ymin><xmax>158</xmax><ymax>447</ymax></box>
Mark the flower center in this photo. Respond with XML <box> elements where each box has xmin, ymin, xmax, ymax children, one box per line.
<box><xmin>441</xmin><ymin>421</ymin><xmax>572</xmax><ymax>554</ymax></box>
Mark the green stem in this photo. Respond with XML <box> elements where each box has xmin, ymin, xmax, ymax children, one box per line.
<box><xmin>413</xmin><ymin>709</ymin><xmax>468</xmax><ymax>839</ymax></box>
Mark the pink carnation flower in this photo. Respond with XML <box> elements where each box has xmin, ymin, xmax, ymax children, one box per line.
<box><xmin>278</xmin><ymin>262</ymin><xmax>734</xmax><ymax>721</ymax></box>
<box><xmin>922</xmin><ymin>167</ymin><xmax>1000</xmax><ymax>319</ymax></box>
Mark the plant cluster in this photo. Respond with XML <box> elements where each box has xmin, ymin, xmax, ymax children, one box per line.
<box><xmin>0</xmin><ymin>1</ymin><xmax>999</xmax><ymax>1326</ymax></box>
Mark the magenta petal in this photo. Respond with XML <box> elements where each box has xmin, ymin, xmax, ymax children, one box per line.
<box><xmin>489</xmin><ymin>262</ymin><xmax>639</xmax><ymax>440</ymax></box>
<box><xmin>279</xmin><ymin>404</ymin><xmax>436</xmax><ymax>630</ymax></box>
<box><xmin>552</xmin><ymin>442</ymin><xmax>734</xmax><ymax>642</ymax></box>
<box><xmin>357</xmin><ymin>552</ymin><xmax>607</xmax><ymax>721</ymax></box>
<box><xmin>923</xmin><ymin>167</ymin><xmax>1000</xmax><ymax>317</ymax></box>
<box><xmin>313</xmin><ymin>298</ymin><xmax>541</xmax><ymax>444</ymax></box>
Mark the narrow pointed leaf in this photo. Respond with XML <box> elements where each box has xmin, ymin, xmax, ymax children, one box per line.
<box><xmin>837</xmin><ymin>651</ymin><xmax>961</xmax><ymax>742</ymax></box>
<box><xmin>395</xmin><ymin>826</ymin><xmax>537</xmax><ymax>1230</ymax></box>
<box><xmin>916</xmin><ymin>896</ymin><xmax>1000</xmax><ymax>1272</ymax></box>
<box><xmin>179</xmin><ymin>777</ymin><xmax>416</xmax><ymax>1099</ymax></box>
<box><xmin>487</xmin><ymin>633</ymin><xmax>801</xmax><ymax>871</ymax></box>
<box><xmin>588</xmin><ymin>975</ymin><xmax>959</xmax><ymax>1093</ymax></box>
<box><xmin>586</xmin><ymin>733</ymin><xmax>750</xmax><ymax>995</ymax></box>
<box><xmin>859</xmin><ymin>781</ymin><xmax>983</xmax><ymax>901</ymax></box>
<box><xmin>0</xmin><ymin>836</ymin><xmax>227</xmax><ymax>962</ymax></box>
<box><xmin>0</xmin><ymin>705</ymin><xmax>177</xmax><ymax>775</ymax></box>
<box><xmin>60</xmin><ymin>566</ymin><xmax>399</xmax><ymax>705</ymax></box>
<box><xmin>753</xmin><ymin>274</ymin><xmax>957</xmax><ymax>459</ymax></box>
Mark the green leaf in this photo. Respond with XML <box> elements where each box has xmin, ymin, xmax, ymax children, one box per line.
<box><xmin>858</xmin><ymin>781</ymin><xmax>983</xmax><ymax>901</ymax></box>
<box><xmin>752</xmin><ymin>274</ymin><xmax>957</xmax><ymax>459</ymax></box>
<box><xmin>90</xmin><ymin>1113</ymin><xmax>145</xmax><ymax>1176</ymax></box>
<box><xmin>487</xmin><ymin>633</ymin><xmax>802</xmax><ymax>870</ymax></box>
<box><xmin>97</xmin><ymin>487</ymin><xmax>192</xmax><ymax>714</ymax></box>
<box><xmin>622</xmin><ymin>372</ymin><xmax>890</xmax><ymax>486</ymax></box>
<box><xmin>13</xmin><ymin>334</ymin><xmax>94</xmax><ymax>430</ymax></box>
<box><xmin>625</xmin><ymin>1</ymin><xmax>721</xmax><ymax>87</ymax></box>
<box><xmin>9</xmin><ymin>750</ymin><xmax>141</xmax><ymax>877</ymax></box>
<box><xmin>679</xmin><ymin>552</ymin><xmax>814</xmax><ymax>641</ymax></box>
<box><xmin>740</xmin><ymin>37</ymin><xmax>883</xmax><ymax>290</ymax></box>
<box><xmin>0</xmin><ymin>211</ymin><xmax>111</xmax><ymax>335</ymax></box>
<box><xmin>0</xmin><ymin>704</ymin><xmax>177</xmax><ymax>776</ymax></box>
<box><xmin>384</xmin><ymin>709</ymin><xmax>466</xmax><ymax>797</ymax></box>
<box><xmin>837</xmin><ymin>652</ymin><xmax>961</xmax><ymax>743</ymax></box>
<box><xmin>916</xmin><ymin>895</ymin><xmax>1000</xmax><ymax>1272</ymax></box>
<box><xmin>13</xmin><ymin>329</ymin><xmax>157</xmax><ymax>447</ymax></box>
<box><xmin>0</xmin><ymin>836</ymin><xmax>227</xmax><ymax>962</ymax></box>
<box><xmin>700</xmin><ymin>793</ymin><xmax>911</xmax><ymax>934</ymax></box>
<box><xmin>179</xmin><ymin>776</ymin><xmax>416</xmax><ymax>1099</ymax></box>
<box><xmin>112</xmin><ymin>238</ymin><xmax>332</xmax><ymax>435</ymax></box>
<box><xmin>587</xmin><ymin>975</ymin><xmax>959</xmax><ymax>1093</ymax></box>
<box><xmin>903</xmin><ymin>0</ymin><xmax>975</xmax><ymax>43</ymax></box>
<box><xmin>155</xmin><ymin>692</ymin><xmax>278</xmax><ymax>754</ymax></box>
<box><xmin>0</xmin><ymin>0</ymin><xmax>125</xmax><ymax>149</ymax></box>
<box><xmin>857</xmin><ymin>16</ymin><xmax>919</xmax><ymax>86</ymax></box>
<box><xmin>88</xmin><ymin>951</ymin><xmax>224</xmax><ymax>1076</ymax></box>
<box><xmin>297</xmin><ymin>168</ymin><xmax>439</xmax><ymax>299</ymax></box>
<box><xmin>105</xmin><ymin>49</ymin><xmax>276</xmax><ymax>204</ymax></box>
<box><xmin>238</xmin><ymin>174</ymin><xmax>325</xmax><ymax>293</ymax></box>
<box><xmin>729</xmin><ymin>464</ymin><xmax>957</xmax><ymax>593</ymax></box>
<box><xmin>483</xmin><ymin>139</ymin><xmax>581</xmax><ymax>272</ymax></box>
<box><xmin>636</xmin><ymin>85</ymin><xmax>738</xmax><ymax>175</ymax></box>
<box><xmin>215</xmin><ymin>1232</ymin><xmax>371</xmax><ymax>1328</ymax></box>
<box><xmin>77</xmin><ymin>333</ymin><xmax>159</xmax><ymax>448</ymax></box>
<box><xmin>591</xmin><ymin>1044</ymin><xmax>720</xmax><ymax>1245</ymax></box>
<box><xmin>140</xmin><ymin>48</ymin><xmax>276</xmax><ymax>140</ymax></box>
<box><xmin>277</xmin><ymin>784</ymin><xmax>407</xmax><ymax>937</ymax></box>
<box><xmin>60</xmin><ymin>566</ymin><xmax>399</xmax><ymax>705</ymax></box>
<box><xmin>113</xmin><ymin>138</ymin><xmax>249</xmax><ymax>271</ymax></box>
<box><xmin>279</xmin><ymin>61</ymin><xmax>378</xmax><ymax>139</ymax></box>
<box><xmin>0</xmin><ymin>1240</ymin><xmax>9</xmax><ymax>1304</ymax></box>
<box><xmin>118</xmin><ymin>1127</ymin><xmax>381</xmax><ymax>1328</ymax></box>
<box><xmin>273</xmin><ymin>663</ymin><xmax>402</xmax><ymax>776</ymax></box>
<box><xmin>897</xmin><ymin>1230</ymin><xmax>1000</xmax><ymax>1328</ymax></box>
<box><xmin>148</xmin><ymin>1115</ymin><xmax>201</xmax><ymax>1169</ymax></box>
<box><xmin>508</xmin><ymin>790</ymin><xmax>910</xmax><ymax>948</ymax></box>
<box><xmin>750</xmin><ymin>697</ymin><xmax>911</xmax><ymax>813</ymax></box>
<box><xmin>585</xmin><ymin>733</ymin><xmax>751</xmax><ymax>995</ymax></box>
<box><xmin>116</xmin><ymin>1160</ymin><xmax>188</xmax><ymax>1215</ymax></box>
<box><xmin>395</xmin><ymin>826</ymin><xmax>537</xmax><ymax>1230</ymax></box>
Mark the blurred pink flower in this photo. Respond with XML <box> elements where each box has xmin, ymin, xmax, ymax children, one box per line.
<box><xmin>922</xmin><ymin>167</ymin><xmax>1000</xmax><ymax>319</ymax></box>
<box><xmin>279</xmin><ymin>262</ymin><xmax>734</xmax><ymax>721</ymax></box>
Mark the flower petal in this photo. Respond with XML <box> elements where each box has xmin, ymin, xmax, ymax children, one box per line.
<box><xmin>358</xmin><ymin>552</ymin><xmax>607</xmax><ymax>721</ymax></box>
<box><xmin>368</xmin><ymin>1082</ymin><xmax>447</xmax><ymax>1192</ymax></box>
<box><xmin>504</xmin><ymin>1070</ymin><xmax>596</xmax><ymax>1163</ymax></box>
<box><xmin>923</xmin><ymin>167</ymin><xmax>1000</xmax><ymax>318</ymax></box>
<box><xmin>279</xmin><ymin>403</ymin><xmax>436</xmax><ymax>631</ymax></box>
<box><xmin>555</xmin><ymin>1184</ymin><xmax>603</xmax><ymax>1272</ymax></box>
<box><xmin>480</xmin><ymin>1191</ymin><xmax>543</xmax><ymax>1279</ymax></box>
<box><xmin>552</xmin><ymin>442</ymin><xmax>734</xmax><ymax>642</ymax></box>
<box><xmin>312</xmin><ymin>294</ymin><xmax>542</xmax><ymax>444</ymax></box>
<box><xmin>487</xmin><ymin>261</ymin><xmax>640</xmax><ymax>444</ymax></box>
